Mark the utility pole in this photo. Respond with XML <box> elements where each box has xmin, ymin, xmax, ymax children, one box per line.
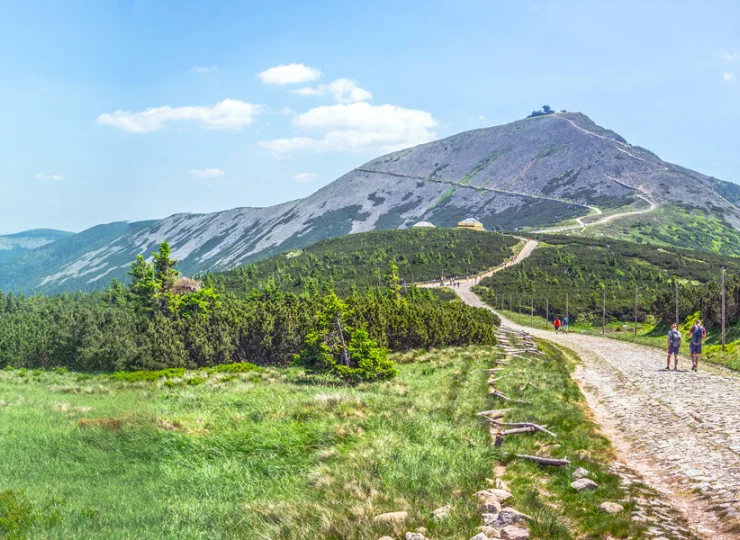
<box><xmin>634</xmin><ymin>286</ymin><xmax>638</xmax><ymax>336</ymax></box>
<box><xmin>566</xmin><ymin>292</ymin><xmax>569</xmax><ymax>322</ymax></box>
<box><xmin>545</xmin><ymin>297</ymin><xmax>549</xmax><ymax>329</ymax></box>
<box><xmin>602</xmin><ymin>288</ymin><xmax>606</xmax><ymax>335</ymax></box>
<box><xmin>722</xmin><ymin>268</ymin><xmax>726</xmax><ymax>352</ymax></box>
<box><xmin>675</xmin><ymin>280</ymin><xmax>679</xmax><ymax>326</ymax></box>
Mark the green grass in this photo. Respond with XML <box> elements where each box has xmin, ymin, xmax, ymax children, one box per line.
<box><xmin>584</xmin><ymin>204</ymin><xmax>740</xmax><ymax>257</ymax></box>
<box><xmin>0</xmin><ymin>348</ymin><xmax>502</xmax><ymax>539</ymax></box>
<box><xmin>491</xmin><ymin>340</ymin><xmax>669</xmax><ymax>538</ymax></box>
<box><xmin>0</xmin><ymin>341</ymin><xmax>687</xmax><ymax>538</ymax></box>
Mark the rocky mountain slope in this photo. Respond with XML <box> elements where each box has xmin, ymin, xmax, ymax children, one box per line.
<box><xmin>2</xmin><ymin>111</ymin><xmax>739</xmax><ymax>294</ymax></box>
<box><xmin>0</xmin><ymin>229</ymin><xmax>73</xmax><ymax>263</ymax></box>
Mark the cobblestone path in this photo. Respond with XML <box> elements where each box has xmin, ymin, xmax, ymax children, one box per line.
<box><xmin>457</xmin><ymin>283</ymin><xmax>740</xmax><ymax>539</ymax></box>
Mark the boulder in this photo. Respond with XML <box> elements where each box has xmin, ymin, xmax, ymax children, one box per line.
<box><xmin>571</xmin><ymin>478</ymin><xmax>598</xmax><ymax>491</ymax></box>
<box><xmin>478</xmin><ymin>497</ymin><xmax>502</xmax><ymax>513</ymax></box>
<box><xmin>481</xmin><ymin>513</ymin><xmax>499</xmax><ymax>526</ymax></box>
<box><xmin>490</xmin><ymin>508</ymin><xmax>531</xmax><ymax>528</ymax></box>
<box><xmin>374</xmin><ymin>511</ymin><xmax>408</xmax><ymax>523</ymax></box>
<box><xmin>495</xmin><ymin>478</ymin><xmax>510</xmax><ymax>491</ymax></box>
<box><xmin>501</xmin><ymin>525</ymin><xmax>530</xmax><ymax>540</ymax></box>
<box><xmin>432</xmin><ymin>504</ymin><xmax>452</xmax><ymax>521</ymax></box>
<box><xmin>599</xmin><ymin>502</ymin><xmax>624</xmax><ymax>514</ymax></box>
<box><xmin>572</xmin><ymin>467</ymin><xmax>591</xmax><ymax>480</ymax></box>
<box><xmin>378</xmin><ymin>537</ymin><xmax>395</xmax><ymax>540</ymax></box>
<box><xmin>470</xmin><ymin>534</ymin><xmax>489</xmax><ymax>540</ymax></box>
<box><xmin>477</xmin><ymin>525</ymin><xmax>501</xmax><ymax>538</ymax></box>
<box><xmin>475</xmin><ymin>489</ymin><xmax>513</xmax><ymax>504</ymax></box>
<box><xmin>405</xmin><ymin>533</ymin><xmax>428</xmax><ymax>540</ymax></box>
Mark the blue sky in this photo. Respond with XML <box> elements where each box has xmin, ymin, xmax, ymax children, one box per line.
<box><xmin>0</xmin><ymin>0</ymin><xmax>738</xmax><ymax>234</ymax></box>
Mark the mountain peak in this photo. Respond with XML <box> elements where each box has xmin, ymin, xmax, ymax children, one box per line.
<box><xmin>2</xmin><ymin>113</ymin><xmax>739</xmax><ymax>294</ymax></box>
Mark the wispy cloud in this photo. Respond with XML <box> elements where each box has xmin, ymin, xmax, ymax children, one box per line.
<box><xmin>35</xmin><ymin>173</ymin><xmax>63</xmax><ymax>181</ymax></box>
<box><xmin>724</xmin><ymin>53</ymin><xmax>739</xmax><ymax>61</ymax></box>
<box><xmin>259</xmin><ymin>102</ymin><xmax>438</xmax><ymax>155</ymax></box>
<box><xmin>291</xmin><ymin>79</ymin><xmax>372</xmax><ymax>104</ymax></box>
<box><xmin>97</xmin><ymin>99</ymin><xmax>263</xmax><ymax>133</ymax></box>
<box><xmin>190</xmin><ymin>65</ymin><xmax>217</xmax><ymax>74</ymax></box>
<box><xmin>191</xmin><ymin>168</ymin><xmax>225</xmax><ymax>178</ymax></box>
<box><xmin>724</xmin><ymin>71</ymin><xmax>736</xmax><ymax>83</ymax></box>
<box><xmin>294</xmin><ymin>172</ymin><xmax>317</xmax><ymax>183</ymax></box>
<box><xmin>258</xmin><ymin>63</ymin><xmax>322</xmax><ymax>85</ymax></box>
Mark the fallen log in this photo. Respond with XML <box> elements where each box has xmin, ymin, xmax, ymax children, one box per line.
<box><xmin>500</xmin><ymin>426</ymin><xmax>538</xmax><ymax>436</ymax></box>
<box><xmin>516</xmin><ymin>454</ymin><xmax>570</xmax><ymax>466</ymax></box>
<box><xmin>476</xmin><ymin>408</ymin><xmax>510</xmax><ymax>418</ymax></box>
<box><xmin>492</xmin><ymin>421</ymin><xmax>557</xmax><ymax>438</ymax></box>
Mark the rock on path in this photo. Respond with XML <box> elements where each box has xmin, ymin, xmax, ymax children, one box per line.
<box><xmin>456</xmin><ymin>281</ymin><xmax>740</xmax><ymax>539</ymax></box>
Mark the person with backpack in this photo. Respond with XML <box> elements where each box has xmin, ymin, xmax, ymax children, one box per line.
<box><xmin>563</xmin><ymin>316</ymin><xmax>570</xmax><ymax>334</ymax></box>
<box><xmin>666</xmin><ymin>323</ymin><xmax>681</xmax><ymax>370</ymax></box>
<box><xmin>688</xmin><ymin>319</ymin><xmax>706</xmax><ymax>372</ymax></box>
<box><xmin>553</xmin><ymin>316</ymin><xmax>561</xmax><ymax>334</ymax></box>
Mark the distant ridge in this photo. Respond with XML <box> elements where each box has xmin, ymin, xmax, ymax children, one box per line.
<box><xmin>3</xmin><ymin>111</ymin><xmax>740</xmax><ymax>294</ymax></box>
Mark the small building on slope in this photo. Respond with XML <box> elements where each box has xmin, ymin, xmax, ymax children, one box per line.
<box><xmin>457</xmin><ymin>218</ymin><xmax>484</xmax><ymax>231</ymax></box>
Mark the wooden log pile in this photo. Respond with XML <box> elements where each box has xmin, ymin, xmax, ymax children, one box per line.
<box><xmin>481</xmin><ymin>327</ymin><xmax>566</xmax><ymax>461</ymax></box>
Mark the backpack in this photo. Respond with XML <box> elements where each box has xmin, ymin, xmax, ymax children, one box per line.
<box><xmin>669</xmin><ymin>330</ymin><xmax>681</xmax><ymax>346</ymax></box>
<box><xmin>692</xmin><ymin>325</ymin><xmax>704</xmax><ymax>343</ymax></box>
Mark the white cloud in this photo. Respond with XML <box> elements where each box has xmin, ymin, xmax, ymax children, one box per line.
<box><xmin>258</xmin><ymin>63</ymin><xmax>321</xmax><ymax>85</ymax></box>
<box><xmin>190</xmin><ymin>65</ymin><xmax>217</xmax><ymax>74</ymax></box>
<box><xmin>724</xmin><ymin>71</ymin><xmax>736</xmax><ymax>83</ymax></box>
<box><xmin>291</xmin><ymin>78</ymin><xmax>373</xmax><ymax>104</ymax></box>
<box><xmin>35</xmin><ymin>173</ymin><xmax>63</xmax><ymax>181</ymax></box>
<box><xmin>191</xmin><ymin>168</ymin><xmax>225</xmax><ymax>178</ymax></box>
<box><xmin>479</xmin><ymin>115</ymin><xmax>486</xmax><ymax>121</ymax></box>
<box><xmin>724</xmin><ymin>53</ymin><xmax>739</xmax><ymax>61</ymax></box>
<box><xmin>294</xmin><ymin>172</ymin><xmax>317</xmax><ymax>183</ymax></box>
<box><xmin>97</xmin><ymin>99</ymin><xmax>263</xmax><ymax>133</ymax></box>
<box><xmin>259</xmin><ymin>102</ymin><xmax>438</xmax><ymax>155</ymax></box>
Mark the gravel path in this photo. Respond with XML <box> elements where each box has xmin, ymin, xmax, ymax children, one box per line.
<box><xmin>457</xmin><ymin>282</ymin><xmax>740</xmax><ymax>539</ymax></box>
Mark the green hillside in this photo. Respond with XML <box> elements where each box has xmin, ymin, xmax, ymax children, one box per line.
<box><xmin>211</xmin><ymin>228</ymin><xmax>519</xmax><ymax>295</ymax></box>
<box><xmin>473</xmin><ymin>235</ymin><xmax>740</xmax><ymax>322</ymax></box>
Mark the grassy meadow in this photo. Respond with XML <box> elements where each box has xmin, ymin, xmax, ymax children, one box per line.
<box><xmin>0</xmin><ymin>339</ymin><xmax>670</xmax><ymax>539</ymax></box>
<box><xmin>0</xmin><ymin>351</ymin><xmax>499</xmax><ymax>539</ymax></box>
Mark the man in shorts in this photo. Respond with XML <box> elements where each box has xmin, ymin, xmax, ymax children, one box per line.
<box><xmin>689</xmin><ymin>319</ymin><xmax>706</xmax><ymax>372</ymax></box>
<box><xmin>563</xmin><ymin>316</ymin><xmax>569</xmax><ymax>334</ymax></box>
<box><xmin>666</xmin><ymin>323</ymin><xmax>681</xmax><ymax>370</ymax></box>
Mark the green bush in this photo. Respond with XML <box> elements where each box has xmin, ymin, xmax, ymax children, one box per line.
<box><xmin>207</xmin><ymin>362</ymin><xmax>260</xmax><ymax>374</ymax></box>
<box><xmin>186</xmin><ymin>377</ymin><xmax>206</xmax><ymax>386</ymax></box>
<box><xmin>111</xmin><ymin>368</ymin><xmax>186</xmax><ymax>383</ymax></box>
<box><xmin>295</xmin><ymin>293</ymin><xmax>398</xmax><ymax>384</ymax></box>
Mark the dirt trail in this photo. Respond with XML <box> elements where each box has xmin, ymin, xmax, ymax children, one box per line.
<box><xmin>455</xmin><ymin>279</ymin><xmax>740</xmax><ymax>539</ymax></box>
<box><xmin>417</xmin><ymin>238</ymin><xmax>539</xmax><ymax>287</ymax></box>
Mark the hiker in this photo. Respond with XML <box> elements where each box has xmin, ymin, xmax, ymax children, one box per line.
<box><xmin>563</xmin><ymin>316</ymin><xmax>569</xmax><ymax>334</ymax></box>
<box><xmin>553</xmin><ymin>316</ymin><xmax>561</xmax><ymax>334</ymax></box>
<box><xmin>688</xmin><ymin>319</ymin><xmax>706</xmax><ymax>372</ymax></box>
<box><xmin>666</xmin><ymin>323</ymin><xmax>681</xmax><ymax>370</ymax></box>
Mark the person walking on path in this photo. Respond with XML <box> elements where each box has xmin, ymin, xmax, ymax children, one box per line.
<box><xmin>666</xmin><ymin>323</ymin><xmax>681</xmax><ymax>370</ymax></box>
<box><xmin>553</xmin><ymin>316</ymin><xmax>562</xmax><ymax>334</ymax></box>
<box><xmin>689</xmin><ymin>319</ymin><xmax>706</xmax><ymax>372</ymax></box>
<box><xmin>563</xmin><ymin>316</ymin><xmax>570</xmax><ymax>334</ymax></box>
